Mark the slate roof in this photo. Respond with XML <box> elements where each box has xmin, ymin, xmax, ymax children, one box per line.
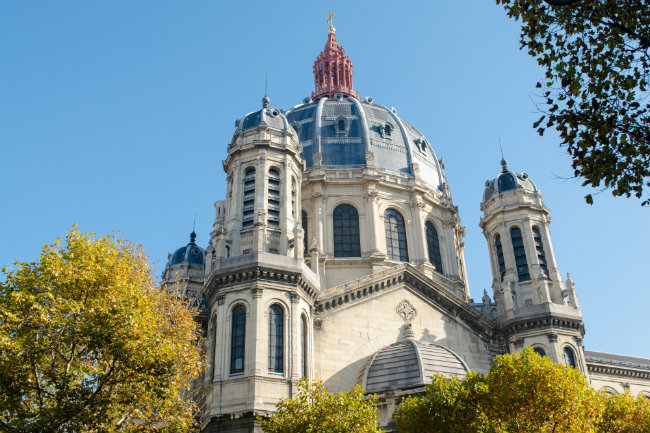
<box><xmin>286</xmin><ymin>96</ymin><xmax>447</xmax><ymax>192</ymax></box>
<box><xmin>359</xmin><ymin>340</ymin><xmax>468</xmax><ymax>393</ymax></box>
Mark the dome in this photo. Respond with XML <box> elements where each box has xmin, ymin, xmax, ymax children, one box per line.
<box><xmin>482</xmin><ymin>159</ymin><xmax>538</xmax><ymax>203</ymax></box>
<box><xmin>167</xmin><ymin>231</ymin><xmax>205</xmax><ymax>268</ymax></box>
<box><xmin>235</xmin><ymin>96</ymin><xmax>298</xmax><ymax>138</ymax></box>
<box><xmin>286</xmin><ymin>96</ymin><xmax>447</xmax><ymax>191</ymax></box>
<box><xmin>359</xmin><ymin>340</ymin><xmax>468</xmax><ymax>393</ymax></box>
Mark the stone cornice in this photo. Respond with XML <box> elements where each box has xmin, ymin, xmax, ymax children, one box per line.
<box><xmin>502</xmin><ymin>315</ymin><xmax>585</xmax><ymax>338</ymax></box>
<box><xmin>315</xmin><ymin>264</ymin><xmax>498</xmax><ymax>340</ymax></box>
<box><xmin>587</xmin><ymin>363</ymin><xmax>650</xmax><ymax>380</ymax></box>
<box><xmin>204</xmin><ymin>264</ymin><xmax>319</xmax><ymax>305</ymax></box>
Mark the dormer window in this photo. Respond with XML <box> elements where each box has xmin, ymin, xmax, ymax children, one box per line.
<box><xmin>336</xmin><ymin>117</ymin><xmax>349</xmax><ymax>136</ymax></box>
<box><xmin>415</xmin><ymin>137</ymin><xmax>428</xmax><ymax>154</ymax></box>
<box><xmin>379</xmin><ymin>122</ymin><xmax>394</xmax><ymax>139</ymax></box>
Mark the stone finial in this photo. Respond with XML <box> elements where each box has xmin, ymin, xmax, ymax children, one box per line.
<box><xmin>500</xmin><ymin>158</ymin><xmax>508</xmax><ymax>172</ymax></box>
<box><xmin>482</xmin><ymin>289</ymin><xmax>491</xmax><ymax>305</ymax></box>
<box><xmin>262</xmin><ymin>95</ymin><xmax>270</xmax><ymax>109</ymax></box>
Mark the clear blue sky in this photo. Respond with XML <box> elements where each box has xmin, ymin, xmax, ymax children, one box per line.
<box><xmin>1</xmin><ymin>1</ymin><xmax>648</xmax><ymax>358</ymax></box>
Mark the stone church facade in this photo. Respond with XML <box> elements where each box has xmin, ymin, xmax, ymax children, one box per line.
<box><xmin>161</xmin><ymin>25</ymin><xmax>650</xmax><ymax>433</ymax></box>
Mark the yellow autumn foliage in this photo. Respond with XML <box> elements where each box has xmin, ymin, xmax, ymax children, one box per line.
<box><xmin>0</xmin><ymin>227</ymin><xmax>204</xmax><ymax>433</ymax></box>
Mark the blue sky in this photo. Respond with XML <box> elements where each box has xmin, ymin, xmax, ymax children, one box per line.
<box><xmin>1</xmin><ymin>1</ymin><xmax>648</xmax><ymax>358</ymax></box>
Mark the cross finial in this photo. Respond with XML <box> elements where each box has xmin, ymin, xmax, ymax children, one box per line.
<box><xmin>327</xmin><ymin>11</ymin><xmax>335</xmax><ymax>34</ymax></box>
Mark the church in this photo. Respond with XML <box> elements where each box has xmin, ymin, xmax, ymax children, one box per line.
<box><xmin>161</xmin><ymin>20</ymin><xmax>650</xmax><ymax>433</ymax></box>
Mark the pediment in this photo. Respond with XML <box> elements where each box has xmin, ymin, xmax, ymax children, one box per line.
<box><xmin>314</xmin><ymin>263</ymin><xmax>498</xmax><ymax>341</ymax></box>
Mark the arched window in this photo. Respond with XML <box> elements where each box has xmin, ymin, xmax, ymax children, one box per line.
<box><xmin>300</xmin><ymin>314</ymin><xmax>308</xmax><ymax>378</ymax></box>
<box><xmin>338</xmin><ymin>118</ymin><xmax>346</xmax><ymax>132</ymax></box>
<box><xmin>301</xmin><ymin>210</ymin><xmax>308</xmax><ymax>254</ymax></box>
<box><xmin>563</xmin><ymin>347</ymin><xmax>577</xmax><ymax>368</ymax></box>
<box><xmin>510</xmin><ymin>227</ymin><xmax>530</xmax><ymax>281</ymax></box>
<box><xmin>533</xmin><ymin>347</ymin><xmax>546</xmax><ymax>357</ymax></box>
<box><xmin>242</xmin><ymin>168</ymin><xmax>256</xmax><ymax>229</ymax></box>
<box><xmin>495</xmin><ymin>234</ymin><xmax>506</xmax><ymax>281</ymax></box>
<box><xmin>425</xmin><ymin>221</ymin><xmax>443</xmax><ymax>274</ymax></box>
<box><xmin>384</xmin><ymin>208</ymin><xmax>409</xmax><ymax>262</ymax></box>
<box><xmin>230</xmin><ymin>305</ymin><xmax>246</xmax><ymax>374</ymax></box>
<box><xmin>333</xmin><ymin>204</ymin><xmax>361</xmax><ymax>257</ymax></box>
<box><xmin>268</xmin><ymin>304</ymin><xmax>284</xmax><ymax>373</ymax></box>
<box><xmin>533</xmin><ymin>227</ymin><xmax>549</xmax><ymax>277</ymax></box>
<box><xmin>267</xmin><ymin>168</ymin><xmax>281</xmax><ymax>228</ymax></box>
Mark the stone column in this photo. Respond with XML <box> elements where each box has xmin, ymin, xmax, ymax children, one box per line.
<box><xmin>251</xmin><ymin>287</ymin><xmax>264</xmax><ymax>375</ymax></box>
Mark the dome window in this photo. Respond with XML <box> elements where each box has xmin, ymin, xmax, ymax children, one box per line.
<box><xmin>415</xmin><ymin>137</ymin><xmax>428</xmax><ymax>154</ymax></box>
<box><xmin>382</xmin><ymin>123</ymin><xmax>393</xmax><ymax>138</ymax></box>
<box><xmin>335</xmin><ymin>117</ymin><xmax>349</xmax><ymax>136</ymax></box>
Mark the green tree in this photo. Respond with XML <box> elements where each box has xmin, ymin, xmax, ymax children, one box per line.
<box><xmin>0</xmin><ymin>228</ymin><xmax>204</xmax><ymax>433</ymax></box>
<box><xmin>394</xmin><ymin>348</ymin><xmax>601</xmax><ymax>433</ymax></box>
<box><xmin>258</xmin><ymin>378</ymin><xmax>383</xmax><ymax>433</ymax></box>
<box><xmin>485</xmin><ymin>348</ymin><xmax>600</xmax><ymax>433</ymax></box>
<box><xmin>597</xmin><ymin>392</ymin><xmax>650</xmax><ymax>433</ymax></box>
<box><xmin>496</xmin><ymin>0</ymin><xmax>650</xmax><ymax>205</ymax></box>
<box><xmin>392</xmin><ymin>371</ymin><xmax>491</xmax><ymax>433</ymax></box>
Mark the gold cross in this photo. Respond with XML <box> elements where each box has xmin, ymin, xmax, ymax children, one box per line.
<box><xmin>327</xmin><ymin>11</ymin><xmax>335</xmax><ymax>34</ymax></box>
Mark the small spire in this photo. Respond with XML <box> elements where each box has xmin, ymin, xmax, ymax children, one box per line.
<box><xmin>189</xmin><ymin>231</ymin><xmax>196</xmax><ymax>244</ymax></box>
<box><xmin>262</xmin><ymin>95</ymin><xmax>270</xmax><ymax>109</ymax></box>
<box><xmin>499</xmin><ymin>138</ymin><xmax>508</xmax><ymax>172</ymax></box>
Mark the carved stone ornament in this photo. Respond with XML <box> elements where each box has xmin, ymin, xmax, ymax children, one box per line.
<box><xmin>396</xmin><ymin>299</ymin><xmax>417</xmax><ymax>323</ymax></box>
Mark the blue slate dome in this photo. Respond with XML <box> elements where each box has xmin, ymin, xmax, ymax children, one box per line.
<box><xmin>286</xmin><ymin>95</ymin><xmax>447</xmax><ymax>191</ymax></box>
<box><xmin>167</xmin><ymin>231</ymin><xmax>205</xmax><ymax>267</ymax></box>
<box><xmin>482</xmin><ymin>159</ymin><xmax>538</xmax><ymax>203</ymax></box>
<box><xmin>235</xmin><ymin>96</ymin><xmax>298</xmax><ymax>138</ymax></box>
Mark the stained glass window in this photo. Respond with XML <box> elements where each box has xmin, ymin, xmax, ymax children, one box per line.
<box><xmin>333</xmin><ymin>204</ymin><xmax>361</xmax><ymax>257</ymax></box>
<box><xmin>268</xmin><ymin>305</ymin><xmax>284</xmax><ymax>373</ymax></box>
<box><xmin>302</xmin><ymin>210</ymin><xmax>308</xmax><ymax>254</ymax></box>
<box><xmin>425</xmin><ymin>221</ymin><xmax>443</xmax><ymax>274</ymax></box>
<box><xmin>384</xmin><ymin>209</ymin><xmax>409</xmax><ymax>262</ymax></box>
<box><xmin>563</xmin><ymin>347</ymin><xmax>577</xmax><ymax>368</ymax></box>
<box><xmin>230</xmin><ymin>305</ymin><xmax>246</xmax><ymax>374</ymax></box>
<box><xmin>300</xmin><ymin>314</ymin><xmax>308</xmax><ymax>378</ymax></box>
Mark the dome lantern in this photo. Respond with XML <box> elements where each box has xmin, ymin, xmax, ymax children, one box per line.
<box><xmin>311</xmin><ymin>21</ymin><xmax>358</xmax><ymax>101</ymax></box>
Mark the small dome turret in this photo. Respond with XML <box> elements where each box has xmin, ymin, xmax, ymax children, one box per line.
<box><xmin>235</xmin><ymin>96</ymin><xmax>299</xmax><ymax>139</ymax></box>
<box><xmin>167</xmin><ymin>231</ymin><xmax>205</xmax><ymax>268</ymax></box>
<box><xmin>482</xmin><ymin>159</ymin><xmax>538</xmax><ymax>204</ymax></box>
